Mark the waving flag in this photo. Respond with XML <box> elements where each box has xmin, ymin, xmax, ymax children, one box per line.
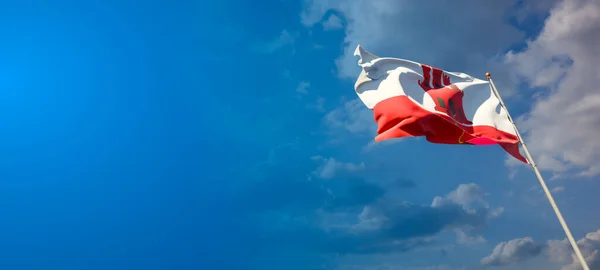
<box><xmin>353</xmin><ymin>45</ymin><xmax>527</xmax><ymax>163</ymax></box>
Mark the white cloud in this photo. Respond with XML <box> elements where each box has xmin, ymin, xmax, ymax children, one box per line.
<box><xmin>322</xmin><ymin>14</ymin><xmax>343</xmax><ymax>30</ymax></box>
<box><xmin>325</xmin><ymin>183</ymin><xmax>502</xmax><ymax>268</ymax></box>
<box><xmin>336</xmin><ymin>265</ymin><xmax>466</xmax><ymax>270</ymax></box>
<box><xmin>296</xmin><ymin>81</ymin><xmax>310</xmax><ymax>94</ymax></box>
<box><xmin>302</xmin><ymin>0</ymin><xmax>600</xmax><ymax>177</ymax></box>
<box><xmin>252</xmin><ymin>30</ymin><xmax>297</xmax><ymax>54</ymax></box>
<box><xmin>306</xmin><ymin>96</ymin><xmax>326</xmax><ymax>112</ymax></box>
<box><xmin>547</xmin><ymin>229</ymin><xmax>600</xmax><ymax>270</ymax></box>
<box><xmin>454</xmin><ymin>229</ymin><xmax>486</xmax><ymax>245</ymax></box>
<box><xmin>323</xmin><ymin>98</ymin><xmax>376</xmax><ymax>137</ymax></box>
<box><xmin>343</xmin><ymin>183</ymin><xmax>499</xmax><ymax>241</ymax></box>
<box><xmin>504</xmin><ymin>0</ymin><xmax>600</xmax><ymax>177</ymax></box>
<box><xmin>552</xmin><ymin>186</ymin><xmax>566</xmax><ymax>193</ymax></box>
<box><xmin>361</xmin><ymin>138</ymin><xmax>403</xmax><ymax>152</ymax></box>
<box><xmin>305</xmin><ymin>0</ymin><xmax>555</xmax><ymax>153</ymax></box>
<box><xmin>481</xmin><ymin>237</ymin><xmax>543</xmax><ymax>266</ymax></box>
<box><xmin>441</xmin><ymin>183</ymin><xmax>489</xmax><ymax>209</ymax></box>
<box><xmin>353</xmin><ymin>205</ymin><xmax>388</xmax><ymax>231</ymax></box>
<box><xmin>481</xmin><ymin>228</ymin><xmax>600</xmax><ymax>269</ymax></box>
<box><xmin>300</xmin><ymin>0</ymin><xmax>533</xmax><ymax>99</ymax></box>
<box><xmin>431</xmin><ymin>183</ymin><xmax>503</xmax><ymax>244</ymax></box>
<box><xmin>311</xmin><ymin>156</ymin><xmax>365</xmax><ymax>179</ymax></box>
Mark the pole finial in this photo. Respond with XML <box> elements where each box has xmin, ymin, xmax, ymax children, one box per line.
<box><xmin>485</xmin><ymin>72</ymin><xmax>491</xmax><ymax>79</ymax></box>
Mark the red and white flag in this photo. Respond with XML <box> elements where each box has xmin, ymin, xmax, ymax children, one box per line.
<box><xmin>353</xmin><ymin>45</ymin><xmax>527</xmax><ymax>163</ymax></box>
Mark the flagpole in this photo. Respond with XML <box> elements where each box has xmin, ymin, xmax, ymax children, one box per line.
<box><xmin>485</xmin><ymin>73</ymin><xmax>589</xmax><ymax>270</ymax></box>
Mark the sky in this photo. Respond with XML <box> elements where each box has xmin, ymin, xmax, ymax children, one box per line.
<box><xmin>0</xmin><ymin>0</ymin><xmax>599</xmax><ymax>269</ymax></box>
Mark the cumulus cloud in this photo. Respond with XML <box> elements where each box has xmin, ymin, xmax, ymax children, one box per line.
<box><xmin>236</xmin><ymin>144</ymin><xmax>505</xmax><ymax>267</ymax></box>
<box><xmin>311</xmin><ymin>156</ymin><xmax>366</xmax><ymax>179</ymax></box>
<box><xmin>336</xmin><ymin>264</ymin><xmax>468</xmax><ymax>270</ymax></box>
<box><xmin>304</xmin><ymin>0</ymin><xmax>600</xmax><ymax>177</ymax></box>
<box><xmin>322</xmin><ymin>97</ymin><xmax>407</xmax><ymax>150</ymax></box>
<box><xmin>296</xmin><ymin>81</ymin><xmax>310</xmax><ymax>94</ymax></box>
<box><xmin>480</xmin><ymin>237</ymin><xmax>543</xmax><ymax>266</ymax></box>
<box><xmin>322</xmin><ymin>14</ymin><xmax>343</xmax><ymax>30</ymax></box>
<box><xmin>547</xmin><ymin>229</ymin><xmax>600</xmax><ymax>270</ymax></box>
<box><xmin>504</xmin><ymin>0</ymin><xmax>600</xmax><ymax>177</ymax></box>
<box><xmin>481</xmin><ymin>229</ymin><xmax>600</xmax><ymax>269</ymax></box>
<box><xmin>552</xmin><ymin>186</ymin><xmax>566</xmax><ymax>194</ymax></box>
<box><xmin>323</xmin><ymin>98</ymin><xmax>376</xmax><ymax>138</ymax></box>
<box><xmin>300</xmin><ymin>0</ymin><xmax>541</xmax><ymax>96</ymax></box>
<box><xmin>331</xmin><ymin>183</ymin><xmax>501</xmax><ymax>254</ymax></box>
<box><xmin>431</xmin><ymin>183</ymin><xmax>503</xmax><ymax>243</ymax></box>
<box><xmin>306</xmin><ymin>96</ymin><xmax>326</xmax><ymax>112</ymax></box>
<box><xmin>312</xmin><ymin>1</ymin><xmax>555</xmax><ymax>150</ymax></box>
<box><xmin>252</xmin><ymin>29</ymin><xmax>297</xmax><ymax>54</ymax></box>
<box><xmin>455</xmin><ymin>229</ymin><xmax>486</xmax><ymax>245</ymax></box>
<box><xmin>433</xmin><ymin>183</ymin><xmax>489</xmax><ymax>209</ymax></box>
<box><xmin>240</xmin><ymin>170</ymin><xmax>501</xmax><ymax>256</ymax></box>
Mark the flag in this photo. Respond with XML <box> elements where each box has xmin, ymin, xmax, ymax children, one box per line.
<box><xmin>353</xmin><ymin>45</ymin><xmax>527</xmax><ymax>163</ymax></box>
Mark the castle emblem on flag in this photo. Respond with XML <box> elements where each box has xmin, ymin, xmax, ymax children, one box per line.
<box><xmin>418</xmin><ymin>65</ymin><xmax>471</xmax><ymax>125</ymax></box>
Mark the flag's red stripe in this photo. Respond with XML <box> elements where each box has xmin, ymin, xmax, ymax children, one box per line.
<box><xmin>372</xmin><ymin>95</ymin><xmax>528</xmax><ymax>163</ymax></box>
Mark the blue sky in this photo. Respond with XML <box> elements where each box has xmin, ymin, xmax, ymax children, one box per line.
<box><xmin>1</xmin><ymin>0</ymin><xmax>600</xmax><ymax>270</ymax></box>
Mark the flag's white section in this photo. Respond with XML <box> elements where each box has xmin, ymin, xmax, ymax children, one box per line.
<box><xmin>353</xmin><ymin>45</ymin><xmax>517</xmax><ymax>136</ymax></box>
<box><xmin>473</xmin><ymin>89</ymin><xmax>515</xmax><ymax>137</ymax></box>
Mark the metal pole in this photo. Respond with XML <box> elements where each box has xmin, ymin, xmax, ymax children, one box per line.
<box><xmin>485</xmin><ymin>72</ymin><xmax>589</xmax><ymax>270</ymax></box>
